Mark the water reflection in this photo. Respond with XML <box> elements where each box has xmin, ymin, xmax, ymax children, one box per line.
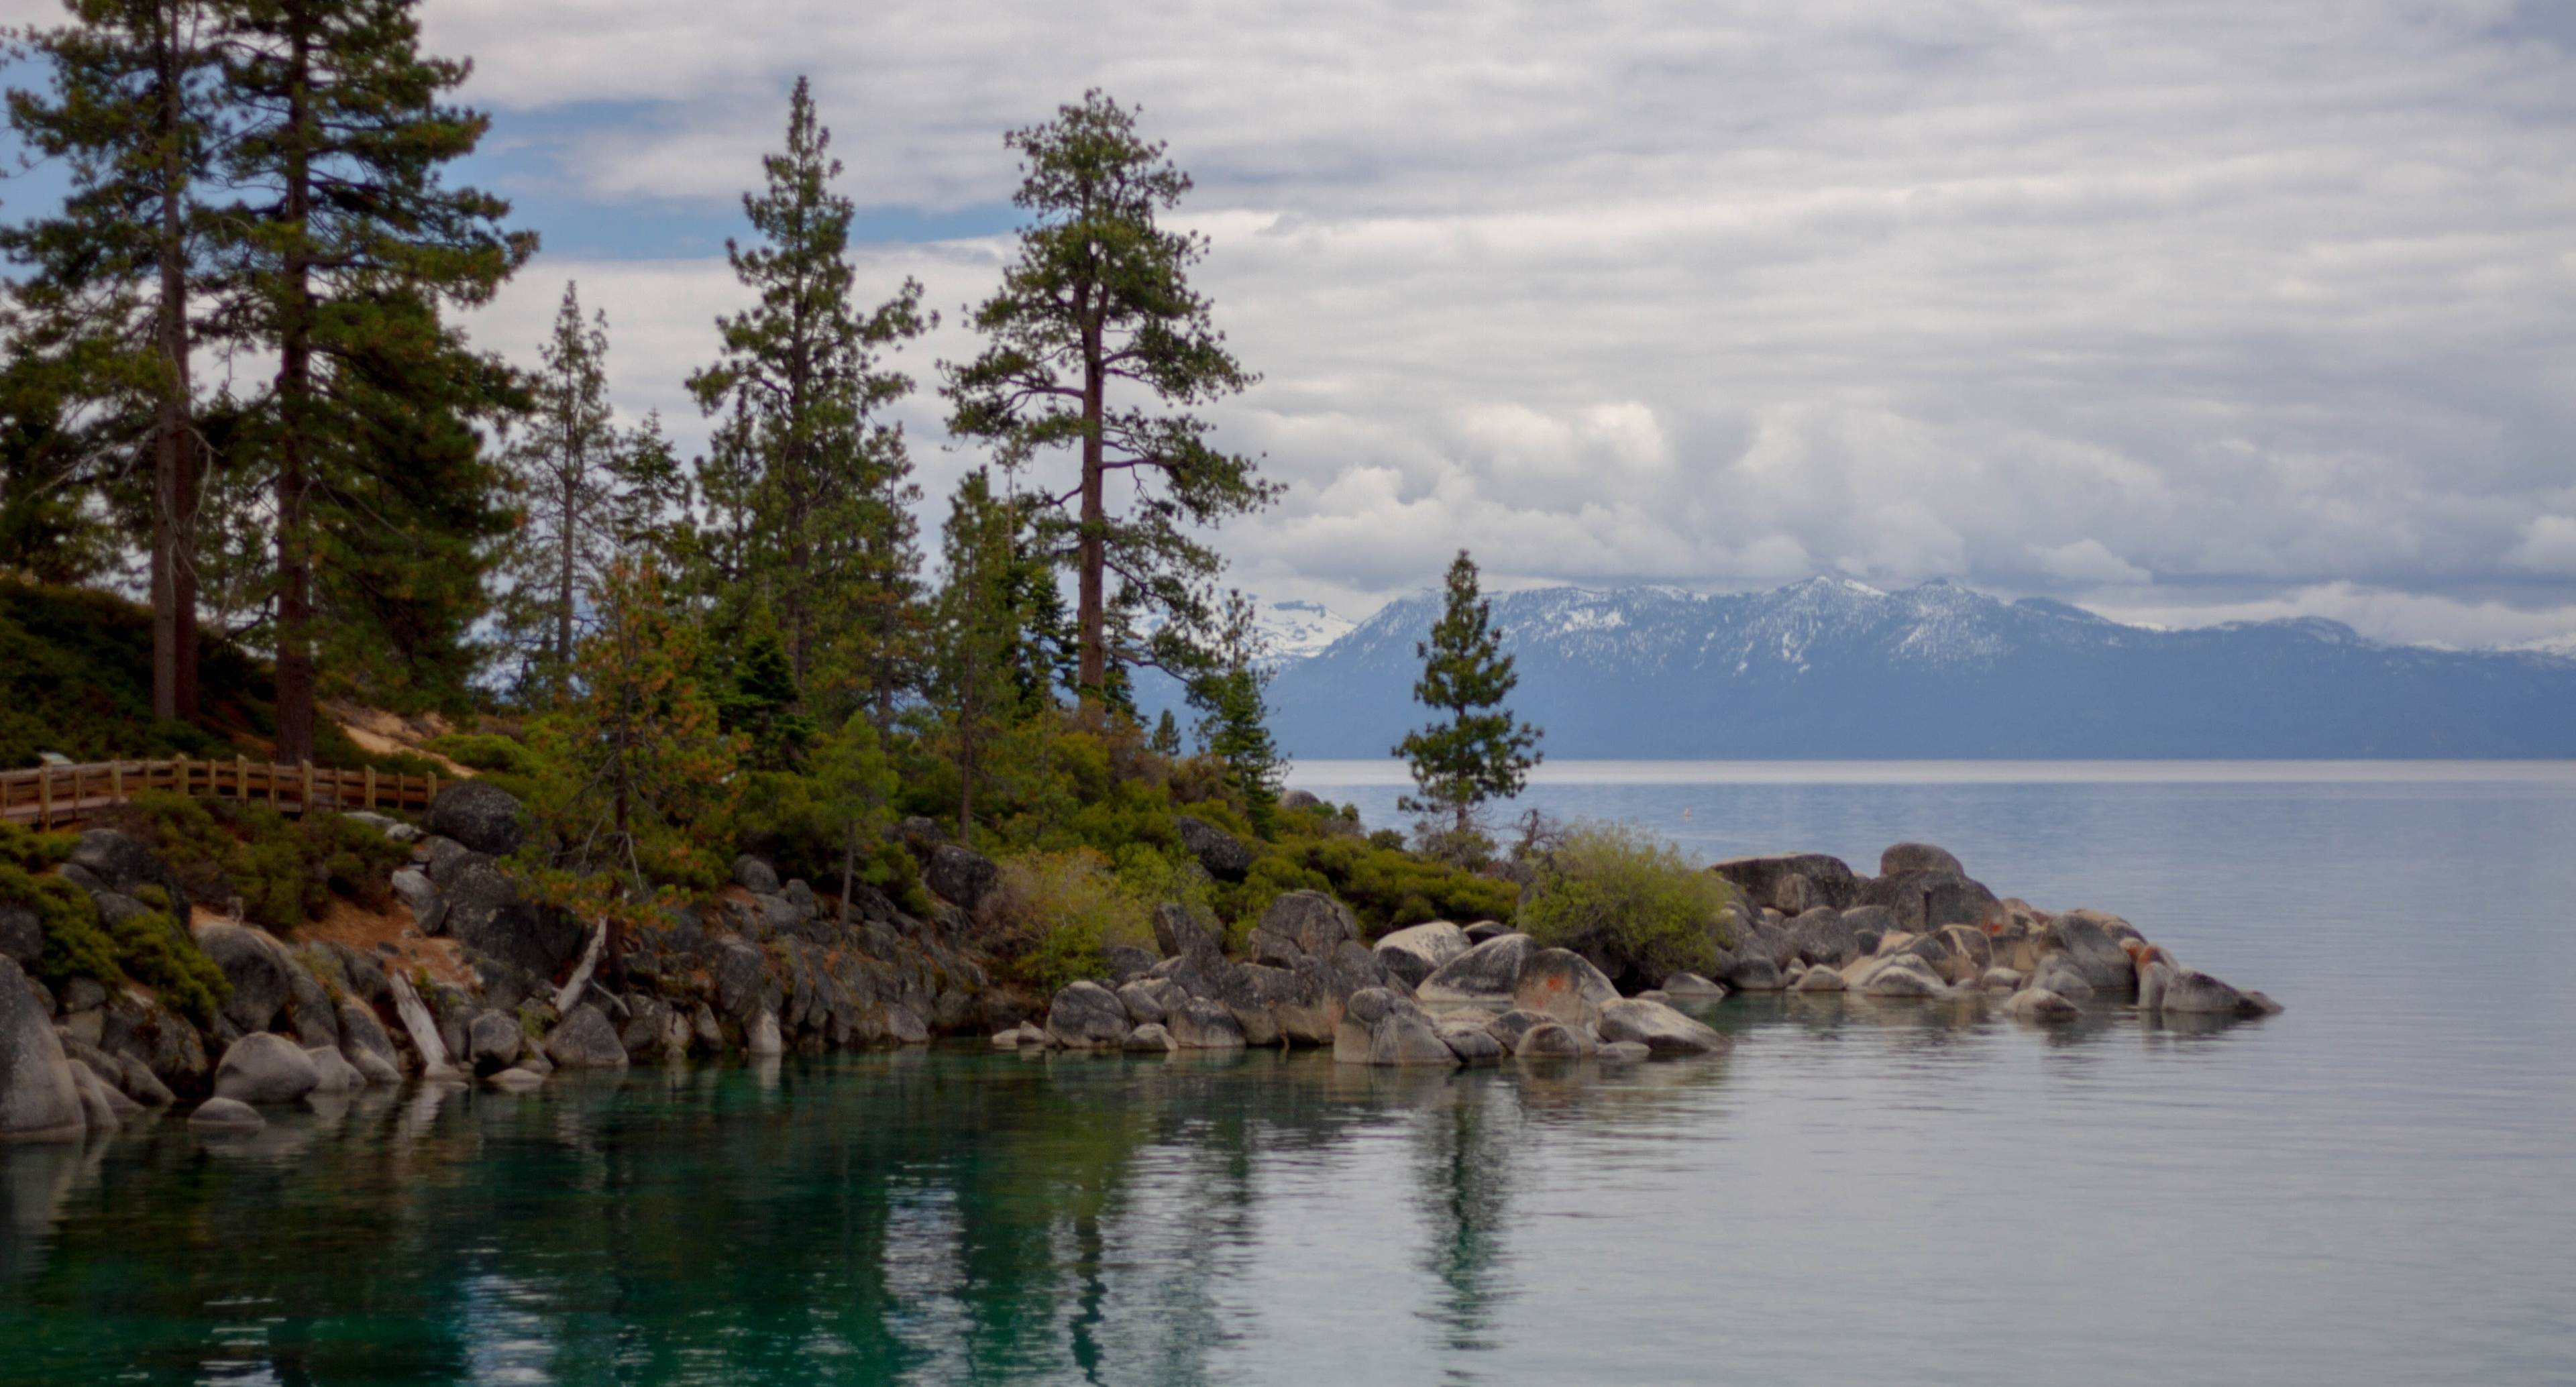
<box><xmin>0</xmin><ymin>1001</ymin><xmax>2287</xmax><ymax>1387</ymax></box>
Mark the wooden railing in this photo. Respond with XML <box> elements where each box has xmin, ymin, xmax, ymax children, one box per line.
<box><xmin>0</xmin><ymin>757</ymin><xmax>439</xmax><ymax>828</ymax></box>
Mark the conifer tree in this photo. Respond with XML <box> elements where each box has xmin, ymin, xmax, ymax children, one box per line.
<box><xmin>943</xmin><ymin>90</ymin><xmax>1278</xmax><ymax>705</ymax></box>
<box><xmin>495</xmin><ymin>282</ymin><xmax>683</xmax><ymax>702</ymax></box>
<box><xmin>1189</xmin><ymin>590</ymin><xmax>1282</xmax><ymax>829</ymax></box>
<box><xmin>1395</xmin><ymin>550</ymin><xmax>1542</xmax><ymax>843</ymax></box>
<box><xmin>717</xmin><ymin>604</ymin><xmax>814</xmax><ymax>772</ymax></box>
<box><xmin>4</xmin><ymin>0</ymin><xmax>227</xmax><ymax>719</ymax></box>
<box><xmin>688</xmin><ymin>76</ymin><xmax>928</xmax><ymax>720</ymax></box>
<box><xmin>1149</xmin><ymin>708</ymin><xmax>1181</xmax><ymax>757</ymax></box>
<box><xmin>929</xmin><ymin>468</ymin><xmax>1028</xmax><ymax>842</ymax></box>
<box><xmin>812</xmin><ymin>710</ymin><xmax>896</xmax><ymax>928</ymax></box>
<box><xmin>209</xmin><ymin>0</ymin><xmax>531</xmax><ymax>759</ymax></box>
<box><xmin>523</xmin><ymin>558</ymin><xmax>743</xmax><ymax>950</ymax></box>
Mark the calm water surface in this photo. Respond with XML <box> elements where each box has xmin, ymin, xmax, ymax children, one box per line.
<box><xmin>4</xmin><ymin>762</ymin><xmax>2573</xmax><ymax>1386</ymax></box>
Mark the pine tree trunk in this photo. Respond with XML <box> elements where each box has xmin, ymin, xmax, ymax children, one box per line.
<box><xmin>150</xmin><ymin>2</ymin><xmax>197</xmax><ymax>722</ymax></box>
<box><xmin>270</xmin><ymin>16</ymin><xmax>317</xmax><ymax>768</ymax></box>
<box><xmin>555</xmin><ymin>459</ymin><xmax>575</xmax><ymax>691</ymax></box>
<box><xmin>1076</xmin><ymin>313</ymin><xmax>1107</xmax><ymax>701</ymax></box>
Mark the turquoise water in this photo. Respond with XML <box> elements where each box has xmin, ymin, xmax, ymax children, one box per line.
<box><xmin>4</xmin><ymin>762</ymin><xmax>2575</xmax><ymax>1385</ymax></box>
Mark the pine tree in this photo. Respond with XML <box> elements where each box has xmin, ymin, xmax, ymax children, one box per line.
<box><xmin>929</xmin><ymin>468</ymin><xmax>1029</xmax><ymax>843</ymax></box>
<box><xmin>209</xmin><ymin>0</ymin><xmax>532</xmax><ymax>760</ymax></box>
<box><xmin>943</xmin><ymin>90</ymin><xmax>1278</xmax><ymax>704</ymax></box>
<box><xmin>688</xmin><ymin>76</ymin><xmax>928</xmax><ymax>721</ymax></box>
<box><xmin>1395</xmin><ymin>550</ymin><xmax>1542</xmax><ymax>844</ymax></box>
<box><xmin>1189</xmin><ymin>590</ymin><xmax>1282</xmax><ymax>829</ymax></box>
<box><xmin>718</xmin><ymin>603</ymin><xmax>814</xmax><ymax>772</ymax></box>
<box><xmin>523</xmin><ymin>558</ymin><xmax>743</xmax><ymax>947</ymax></box>
<box><xmin>4</xmin><ymin>0</ymin><xmax>227</xmax><ymax>718</ymax></box>
<box><xmin>495</xmin><ymin>282</ymin><xmax>681</xmax><ymax>702</ymax></box>
<box><xmin>812</xmin><ymin>710</ymin><xmax>896</xmax><ymax>928</ymax></box>
<box><xmin>1148</xmin><ymin>708</ymin><xmax>1181</xmax><ymax>757</ymax></box>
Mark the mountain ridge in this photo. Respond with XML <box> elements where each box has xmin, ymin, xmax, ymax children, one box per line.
<box><xmin>1250</xmin><ymin>577</ymin><xmax>2576</xmax><ymax>759</ymax></box>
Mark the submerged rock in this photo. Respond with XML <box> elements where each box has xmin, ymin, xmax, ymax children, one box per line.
<box><xmin>187</xmin><ymin>1096</ymin><xmax>263</xmax><ymax>1129</ymax></box>
<box><xmin>2003</xmin><ymin>988</ymin><xmax>2082</xmax><ymax>1023</ymax></box>
<box><xmin>1595</xmin><ymin>998</ymin><xmax>1728</xmax><ymax>1055</ymax></box>
<box><xmin>212</xmin><ymin>1032</ymin><xmax>321</xmax><ymax>1105</ymax></box>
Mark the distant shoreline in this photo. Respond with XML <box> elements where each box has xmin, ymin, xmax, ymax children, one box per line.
<box><xmin>1286</xmin><ymin>758</ymin><xmax>2576</xmax><ymax>786</ymax></box>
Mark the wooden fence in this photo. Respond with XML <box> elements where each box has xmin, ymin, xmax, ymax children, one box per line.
<box><xmin>0</xmin><ymin>757</ymin><xmax>439</xmax><ymax>829</ymax></box>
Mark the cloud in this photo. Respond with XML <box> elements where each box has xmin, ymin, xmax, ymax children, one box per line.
<box><xmin>19</xmin><ymin>0</ymin><xmax>2565</xmax><ymax>644</ymax></box>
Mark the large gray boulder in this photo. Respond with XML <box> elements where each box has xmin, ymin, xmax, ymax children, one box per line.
<box><xmin>923</xmin><ymin>844</ymin><xmax>1000</xmax><ymax>914</ymax></box>
<box><xmin>1786</xmin><ymin>908</ymin><xmax>1862</xmax><ymax>967</ymax></box>
<box><xmin>305</xmin><ymin>1046</ymin><xmax>362</xmax><ymax>1095</ymax></box>
<box><xmin>1124</xmin><ymin>1023</ymin><xmax>1177</xmax><ymax>1053</ymax></box>
<box><xmin>1880</xmin><ymin>842</ymin><xmax>1965</xmax><ymax>877</ymax></box>
<box><xmin>1595</xmin><ymin>998</ymin><xmax>1729</xmax><ymax>1056</ymax></box>
<box><xmin>212</xmin><ymin>1032</ymin><xmax>321</xmax><ymax>1105</ymax></box>
<box><xmin>466</xmin><ymin>1011</ymin><xmax>525</xmax><ymax>1076</ymax></box>
<box><xmin>2159</xmin><ymin>968</ymin><xmax>2277</xmax><ymax>1018</ymax></box>
<box><xmin>427</xmin><ymin>780</ymin><xmax>525</xmax><ymax>856</ymax></box>
<box><xmin>1248</xmin><ymin>891</ymin><xmax>1358</xmax><ymax>966</ymax></box>
<box><xmin>1720</xmin><ymin>955</ymin><xmax>1784</xmax><ymax>993</ymax></box>
<box><xmin>732</xmin><ymin>854</ymin><xmax>782</xmax><ymax>893</ymax></box>
<box><xmin>1372</xmin><ymin>921</ymin><xmax>1469</xmax><ymax>989</ymax></box>
<box><xmin>1859</xmin><ymin>869</ymin><xmax>2003</xmax><ymax>936</ymax></box>
<box><xmin>99</xmin><ymin>991</ymin><xmax>207</xmax><ymax>1095</ymax></box>
<box><xmin>544</xmin><ymin>1004</ymin><xmax>630</xmax><ymax>1069</ymax></box>
<box><xmin>1709</xmin><ymin>852</ymin><xmax>1860</xmax><ymax>915</ymax></box>
<box><xmin>388</xmin><ymin>867</ymin><xmax>443</xmax><ymax>934</ymax></box>
<box><xmin>1662</xmin><ymin>972</ymin><xmax>1728</xmax><ymax>999</ymax></box>
<box><xmin>1861</xmin><ymin>956</ymin><xmax>1948</xmax><ymax>999</ymax></box>
<box><xmin>0</xmin><ymin>958</ymin><xmax>85</xmax><ymax>1141</ymax></box>
<box><xmin>2038</xmin><ymin>910</ymin><xmax>2139</xmax><ymax>993</ymax></box>
<box><xmin>67</xmin><ymin>828</ymin><xmax>191</xmax><ymax>922</ymax></box>
<box><xmin>191</xmin><ymin>921</ymin><xmax>298</xmax><ymax>1034</ymax></box>
<box><xmin>2030</xmin><ymin>954</ymin><xmax>2097</xmax><ymax>998</ymax></box>
<box><xmin>1334</xmin><ymin>987</ymin><xmax>1418</xmax><ymax>1062</ymax></box>
<box><xmin>1173</xmin><ymin>816</ymin><xmax>1255</xmax><ymax>882</ymax></box>
<box><xmin>1513</xmin><ymin>948</ymin><xmax>1620</xmax><ymax>1026</ymax></box>
<box><xmin>1514</xmin><ymin>1021</ymin><xmax>1593</xmax><ymax>1058</ymax></box>
<box><xmin>1438</xmin><ymin>1021</ymin><xmax>1504</xmax><ymax>1061</ymax></box>
<box><xmin>1151</xmin><ymin>903</ymin><xmax>1221</xmax><ymax>960</ymax></box>
<box><xmin>1116</xmin><ymin>977</ymin><xmax>1186</xmax><ymax>1027</ymax></box>
<box><xmin>443</xmin><ymin>859</ymin><xmax>584</xmax><ymax>976</ymax></box>
<box><xmin>1044</xmin><ymin>981</ymin><xmax>1131</xmax><ymax>1050</ymax></box>
<box><xmin>1417</xmin><ymin>932</ymin><xmax>1533</xmax><ymax>1003</ymax></box>
<box><xmin>1167</xmin><ymin>997</ymin><xmax>1248</xmax><ymax>1050</ymax></box>
<box><xmin>1369</xmin><ymin>1011</ymin><xmax>1459</xmax><ymax>1067</ymax></box>
<box><xmin>0</xmin><ymin>903</ymin><xmax>41</xmax><ymax>968</ymax></box>
<box><xmin>1792</xmin><ymin>966</ymin><xmax>1847</xmax><ymax>993</ymax></box>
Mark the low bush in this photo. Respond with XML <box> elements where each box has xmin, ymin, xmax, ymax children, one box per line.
<box><xmin>0</xmin><ymin>823</ymin><xmax>228</xmax><ymax>1024</ymax></box>
<box><xmin>93</xmin><ymin>791</ymin><xmax>405</xmax><ymax>935</ymax></box>
<box><xmin>425</xmin><ymin>732</ymin><xmax>539</xmax><ymax>776</ymax></box>
<box><xmin>979</xmin><ymin>848</ymin><xmax>1159</xmax><ymax>995</ymax></box>
<box><xmin>1516</xmin><ymin>820</ymin><xmax>1731</xmax><ymax>989</ymax></box>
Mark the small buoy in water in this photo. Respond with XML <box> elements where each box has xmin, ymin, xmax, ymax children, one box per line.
<box><xmin>1682</xmin><ymin>806</ymin><xmax>1693</xmax><ymax>820</ymax></box>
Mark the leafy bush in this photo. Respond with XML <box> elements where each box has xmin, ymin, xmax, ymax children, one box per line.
<box><xmin>1517</xmin><ymin>820</ymin><xmax>1731</xmax><ymax>989</ymax></box>
<box><xmin>1215</xmin><ymin>824</ymin><xmax>1519</xmax><ymax>939</ymax></box>
<box><xmin>0</xmin><ymin>824</ymin><xmax>228</xmax><ymax>1025</ymax></box>
<box><xmin>93</xmin><ymin>791</ymin><xmax>405</xmax><ymax>935</ymax></box>
<box><xmin>425</xmin><ymin>732</ymin><xmax>539</xmax><ymax>775</ymax></box>
<box><xmin>980</xmin><ymin>848</ymin><xmax>1158</xmax><ymax>995</ymax></box>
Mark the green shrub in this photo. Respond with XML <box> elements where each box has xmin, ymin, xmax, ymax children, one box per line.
<box><xmin>0</xmin><ymin>859</ymin><xmax>229</xmax><ymax>1026</ymax></box>
<box><xmin>93</xmin><ymin>791</ymin><xmax>404</xmax><ymax>935</ymax></box>
<box><xmin>104</xmin><ymin>891</ymin><xmax>228</xmax><ymax>1025</ymax></box>
<box><xmin>981</xmin><ymin>848</ymin><xmax>1158</xmax><ymax>995</ymax></box>
<box><xmin>425</xmin><ymin>732</ymin><xmax>539</xmax><ymax>776</ymax></box>
<box><xmin>1517</xmin><ymin>820</ymin><xmax>1731</xmax><ymax>989</ymax></box>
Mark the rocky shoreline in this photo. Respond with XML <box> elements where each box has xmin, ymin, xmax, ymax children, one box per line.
<box><xmin>1</xmin><ymin>783</ymin><xmax>2276</xmax><ymax>1144</ymax></box>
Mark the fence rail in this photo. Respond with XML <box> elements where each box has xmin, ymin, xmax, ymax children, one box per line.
<box><xmin>0</xmin><ymin>757</ymin><xmax>438</xmax><ymax>829</ymax></box>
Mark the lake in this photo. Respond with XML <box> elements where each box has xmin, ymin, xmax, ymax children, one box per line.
<box><xmin>4</xmin><ymin>761</ymin><xmax>2573</xmax><ymax>1385</ymax></box>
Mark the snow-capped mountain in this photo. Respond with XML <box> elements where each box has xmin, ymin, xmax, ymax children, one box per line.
<box><xmin>1257</xmin><ymin>599</ymin><xmax>1356</xmax><ymax>663</ymax></box>
<box><xmin>1260</xmin><ymin>577</ymin><xmax>2576</xmax><ymax>758</ymax></box>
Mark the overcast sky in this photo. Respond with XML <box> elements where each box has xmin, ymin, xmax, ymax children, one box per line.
<box><xmin>12</xmin><ymin>0</ymin><xmax>2575</xmax><ymax>647</ymax></box>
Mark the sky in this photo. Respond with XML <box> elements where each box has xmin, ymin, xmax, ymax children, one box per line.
<box><xmin>7</xmin><ymin>0</ymin><xmax>2574</xmax><ymax>648</ymax></box>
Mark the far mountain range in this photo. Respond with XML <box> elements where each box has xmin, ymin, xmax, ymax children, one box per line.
<box><xmin>1142</xmin><ymin>578</ymin><xmax>2576</xmax><ymax>759</ymax></box>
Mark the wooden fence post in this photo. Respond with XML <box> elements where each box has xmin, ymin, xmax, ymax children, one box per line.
<box><xmin>426</xmin><ymin>772</ymin><xmax>438</xmax><ymax>810</ymax></box>
<box><xmin>237</xmin><ymin>756</ymin><xmax>248</xmax><ymax>801</ymax></box>
<box><xmin>38</xmin><ymin>769</ymin><xmax>52</xmax><ymax>828</ymax></box>
<box><xmin>301</xmin><ymin>761</ymin><xmax>315</xmax><ymax>814</ymax></box>
<box><xmin>173</xmin><ymin>754</ymin><xmax>186</xmax><ymax>797</ymax></box>
<box><xmin>364</xmin><ymin>765</ymin><xmax>377</xmax><ymax>810</ymax></box>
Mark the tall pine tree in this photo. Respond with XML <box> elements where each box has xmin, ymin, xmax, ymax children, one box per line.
<box><xmin>928</xmin><ymin>468</ymin><xmax>1029</xmax><ymax>843</ymax></box>
<box><xmin>943</xmin><ymin>91</ymin><xmax>1277</xmax><ymax>706</ymax></box>
<box><xmin>688</xmin><ymin>76</ymin><xmax>928</xmax><ymax>722</ymax></box>
<box><xmin>1188</xmin><ymin>589</ymin><xmax>1283</xmax><ymax>830</ymax></box>
<box><xmin>209</xmin><ymin>0</ymin><xmax>531</xmax><ymax>758</ymax></box>
<box><xmin>4</xmin><ymin>0</ymin><xmax>227</xmax><ymax>719</ymax></box>
<box><xmin>496</xmin><ymin>282</ymin><xmax>682</xmax><ymax>702</ymax></box>
<box><xmin>1395</xmin><ymin>550</ymin><xmax>1542</xmax><ymax>843</ymax></box>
